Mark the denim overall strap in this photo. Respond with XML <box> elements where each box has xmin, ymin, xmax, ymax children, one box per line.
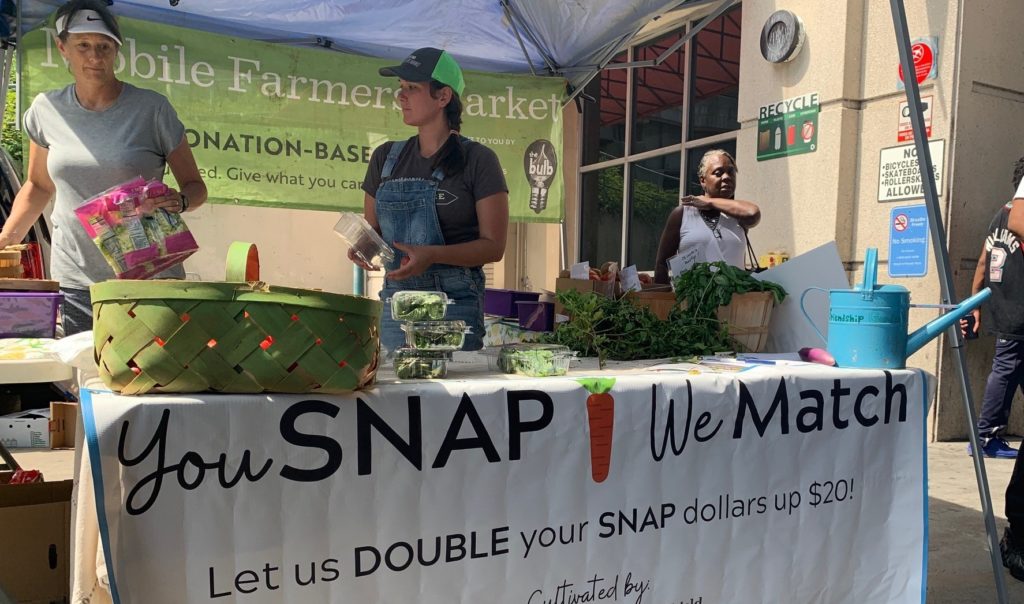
<box><xmin>374</xmin><ymin>146</ymin><xmax>446</xmax><ymax>272</ymax></box>
<box><xmin>381</xmin><ymin>140</ymin><xmax>406</xmax><ymax>180</ymax></box>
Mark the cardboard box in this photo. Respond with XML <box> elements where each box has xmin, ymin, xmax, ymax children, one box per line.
<box><xmin>48</xmin><ymin>402</ymin><xmax>78</xmax><ymax>450</ymax></box>
<box><xmin>0</xmin><ymin>409</ymin><xmax>51</xmax><ymax>449</ymax></box>
<box><xmin>0</xmin><ymin>473</ymin><xmax>73</xmax><ymax>603</ymax></box>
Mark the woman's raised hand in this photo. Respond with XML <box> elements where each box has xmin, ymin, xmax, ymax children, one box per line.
<box><xmin>680</xmin><ymin>194</ymin><xmax>713</xmax><ymax>210</ymax></box>
<box><xmin>139</xmin><ymin>188</ymin><xmax>187</xmax><ymax>214</ymax></box>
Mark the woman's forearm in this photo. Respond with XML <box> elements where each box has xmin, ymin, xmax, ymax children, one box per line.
<box><xmin>0</xmin><ymin>183</ymin><xmax>53</xmax><ymax>247</ymax></box>
<box><xmin>180</xmin><ymin>180</ymin><xmax>208</xmax><ymax>211</ymax></box>
<box><xmin>710</xmin><ymin>197</ymin><xmax>761</xmax><ymax>227</ymax></box>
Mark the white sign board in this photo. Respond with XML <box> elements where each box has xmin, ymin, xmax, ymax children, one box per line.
<box><xmin>752</xmin><ymin>241</ymin><xmax>850</xmax><ymax>353</ymax></box>
<box><xmin>79</xmin><ymin>369</ymin><xmax>929</xmax><ymax>604</ymax></box>
<box><xmin>878</xmin><ymin>139</ymin><xmax>945</xmax><ymax>202</ymax></box>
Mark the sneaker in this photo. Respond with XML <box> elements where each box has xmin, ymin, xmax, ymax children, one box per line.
<box><xmin>967</xmin><ymin>437</ymin><xmax>1019</xmax><ymax>459</ymax></box>
<box><xmin>1001</xmin><ymin>527</ymin><xmax>1024</xmax><ymax>582</ymax></box>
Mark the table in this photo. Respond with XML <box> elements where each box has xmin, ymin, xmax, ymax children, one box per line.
<box><xmin>72</xmin><ymin>359</ymin><xmax>932</xmax><ymax>603</ymax></box>
<box><xmin>0</xmin><ymin>358</ymin><xmax>73</xmax><ymax>384</ymax></box>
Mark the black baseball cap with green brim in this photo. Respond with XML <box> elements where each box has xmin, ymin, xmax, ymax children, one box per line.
<box><xmin>379</xmin><ymin>47</ymin><xmax>465</xmax><ymax>97</ymax></box>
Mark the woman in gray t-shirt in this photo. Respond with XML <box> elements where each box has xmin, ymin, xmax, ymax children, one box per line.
<box><xmin>0</xmin><ymin>0</ymin><xmax>207</xmax><ymax>335</ymax></box>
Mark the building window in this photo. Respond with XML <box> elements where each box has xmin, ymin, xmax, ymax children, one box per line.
<box><xmin>578</xmin><ymin>5</ymin><xmax>741</xmax><ymax>271</ymax></box>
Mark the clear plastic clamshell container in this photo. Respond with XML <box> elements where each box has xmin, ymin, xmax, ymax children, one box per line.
<box><xmin>334</xmin><ymin>212</ymin><xmax>395</xmax><ymax>269</ymax></box>
<box><xmin>393</xmin><ymin>347</ymin><xmax>451</xmax><ymax>379</ymax></box>
<box><xmin>495</xmin><ymin>343</ymin><xmax>575</xmax><ymax>377</ymax></box>
<box><xmin>401</xmin><ymin>320</ymin><xmax>469</xmax><ymax>351</ymax></box>
<box><xmin>390</xmin><ymin>290</ymin><xmax>450</xmax><ymax>321</ymax></box>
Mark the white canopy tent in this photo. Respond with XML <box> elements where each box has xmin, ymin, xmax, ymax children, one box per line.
<box><xmin>0</xmin><ymin>0</ymin><xmax>1010</xmax><ymax>598</ymax></box>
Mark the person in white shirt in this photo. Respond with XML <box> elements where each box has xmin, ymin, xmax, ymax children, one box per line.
<box><xmin>653</xmin><ymin>149</ymin><xmax>760</xmax><ymax>284</ymax></box>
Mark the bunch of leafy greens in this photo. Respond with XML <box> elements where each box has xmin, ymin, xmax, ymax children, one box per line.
<box><xmin>392</xmin><ymin>291</ymin><xmax>447</xmax><ymax>321</ymax></box>
<box><xmin>543</xmin><ymin>262</ymin><xmax>786</xmax><ymax>367</ymax></box>
<box><xmin>673</xmin><ymin>262</ymin><xmax>786</xmax><ymax>317</ymax></box>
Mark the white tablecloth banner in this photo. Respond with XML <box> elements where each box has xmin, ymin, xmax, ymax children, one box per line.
<box><xmin>80</xmin><ymin>366</ymin><xmax>930</xmax><ymax>603</ymax></box>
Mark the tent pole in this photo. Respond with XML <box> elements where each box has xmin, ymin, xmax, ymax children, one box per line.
<box><xmin>889</xmin><ymin>1</ymin><xmax>1008</xmax><ymax>600</ymax></box>
<box><xmin>499</xmin><ymin>0</ymin><xmax>538</xmax><ymax>77</ymax></box>
<box><xmin>500</xmin><ymin>0</ymin><xmax>559</xmax><ymax>75</ymax></box>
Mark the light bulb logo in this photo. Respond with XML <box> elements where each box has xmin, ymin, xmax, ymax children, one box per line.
<box><xmin>524</xmin><ymin>139</ymin><xmax>557</xmax><ymax>214</ymax></box>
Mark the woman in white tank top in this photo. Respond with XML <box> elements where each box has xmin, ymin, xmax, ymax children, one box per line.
<box><xmin>653</xmin><ymin>150</ymin><xmax>761</xmax><ymax>284</ymax></box>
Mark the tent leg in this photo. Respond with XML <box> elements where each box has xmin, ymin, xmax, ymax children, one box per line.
<box><xmin>889</xmin><ymin>0</ymin><xmax>1008</xmax><ymax>600</ymax></box>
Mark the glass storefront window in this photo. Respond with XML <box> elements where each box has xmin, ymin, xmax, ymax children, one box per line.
<box><xmin>631</xmin><ymin>30</ymin><xmax>685</xmax><ymax>155</ymax></box>
<box><xmin>579</xmin><ymin>165</ymin><xmax>624</xmax><ymax>264</ymax></box>
<box><xmin>627</xmin><ymin>154</ymin><xmax>680</xmax><ymax>270</ymax></box>
<box><xmin>581</xmin><ymin>52</ymin><xmax>627</xmax><ymax>165</ymax></box>
<box><xmin>684</xmin><ymin>140</ymin><xmax>737</xmax><ymax>197</ymax></box>
<box><xmin>577</xmin><ymin>4</ymin><xmax>741</xmax><ymax>267</ymax></box>
<box><xmin>688</xmin><ymin>6</ymin><xmax>741</xmax><ymax>140</ymax></box>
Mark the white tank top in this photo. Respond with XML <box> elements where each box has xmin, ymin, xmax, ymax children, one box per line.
<box><xmin>677</xmin><ymin>205</ymin><xmax>747</xmax><ymax>268</ymax></box>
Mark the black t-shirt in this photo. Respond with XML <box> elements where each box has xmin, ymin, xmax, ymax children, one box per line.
<box><xmin>984</xmin><ymin>201</ymin><xmax>1024</xmax><ymax>339</ymax></box>
<box><xmin>362</xmin><ymin>136</ymin><xmax>508</xmax><ymax>245</ymax></box>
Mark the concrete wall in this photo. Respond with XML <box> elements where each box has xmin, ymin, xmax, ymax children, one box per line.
<box><xmin>184</xmin><ymin>204</ymin><xmax>355</xmax><ymax>290</ymax></box>
<box><xmin>734</xmin><ymin>0</ymin><xmax>996</xmax><ymax>439</ymax></box>
<box><xmin>934</xmin><ymin>0</ymin><xmax>1024</xmax><ymax>440</ymax></box>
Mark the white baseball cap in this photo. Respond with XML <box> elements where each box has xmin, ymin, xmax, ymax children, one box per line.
<box><xmin>55</xmin><ymin>9</ymin><xmax>121</xmax><ymax>45</ymax></box>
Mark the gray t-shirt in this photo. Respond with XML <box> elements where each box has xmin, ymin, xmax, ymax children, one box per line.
<box><xmin>23</xmin><ymin>83</ymin><xmax>186</xmax><ymax>288</ymax></box>
<box><xmin>362</xmin><ymin>136</ymin><xmax>508</xmax><ymax>244</ymax></box>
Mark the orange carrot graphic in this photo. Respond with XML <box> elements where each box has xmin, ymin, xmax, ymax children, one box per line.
<box><xmin>577</xmin><ymin>378</ymin><xmax>616</xmax><ymax>483</ymax></box>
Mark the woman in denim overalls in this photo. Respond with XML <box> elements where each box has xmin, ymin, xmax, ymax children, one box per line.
<box><xmin>350</xmin><ymin>48</ymin><xmax>509</xmax><ymax>353</ymax></box>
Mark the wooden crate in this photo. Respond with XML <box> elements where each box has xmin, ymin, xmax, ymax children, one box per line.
<box><xmin>623</xmin><ymin>289</ymin><xmax>677</xmax><ymax>321</ymax></box>
<box><xmin>717</xmin><ymin>291</ymin><xmax>775</xmax><ymax>352</ymax></box>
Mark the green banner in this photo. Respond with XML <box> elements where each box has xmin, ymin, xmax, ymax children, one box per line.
<box><xmin>21</xmin><ymin>17</ymin><xmax>565</xmax><ymax>223</ymax></box>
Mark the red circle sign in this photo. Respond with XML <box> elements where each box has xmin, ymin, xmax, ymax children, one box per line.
<box><xmin>899</xmin><ymin>42</ymin><xmax>934</xmax><ymax>84</ymax></box>
<box><xmin>894</xmin><ymin>214</ymin><xmax>909</xmax><ymax>231</ymax></box>
<box><xmin>801</xmin><ymin>121</ymin><xmax>814</xmax><ymax>142</ymax></box>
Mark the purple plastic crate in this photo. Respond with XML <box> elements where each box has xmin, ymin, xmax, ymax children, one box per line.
<box><xmin>484</xmin><ymin>289</ymin><xmax>540</xmax><ymax>318</ymax></box>
<box><xmin>516</xmin><ymin>300</ymin><xmax>555</xmax><ymax>332</ymax></box>
<box><xmin>0</xmin><ymin>292</ymin><xmax>63</xmax><ymax>338</ymax></box>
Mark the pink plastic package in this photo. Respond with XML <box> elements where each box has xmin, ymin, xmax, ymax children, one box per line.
<box><xmin>74</xmin><ymin>176</ymin><xmax>199</xmax><ymax>280</ymax></box>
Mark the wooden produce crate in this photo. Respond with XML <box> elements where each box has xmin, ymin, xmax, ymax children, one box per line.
<box><xmin>717</xmin><ymin>291</ymin><xmax>775</xmax><ymax>352</ymax></box>
<box><xmin>623</xmin><ymin>287</ymin><xmax>677</xmax><ymax>321</ymax></box>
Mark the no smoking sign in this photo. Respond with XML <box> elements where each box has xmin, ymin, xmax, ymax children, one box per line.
<box><xmin>893</xmin><ymin>213</ymin><xmax>909</xmax><ymax>231</ymax></box>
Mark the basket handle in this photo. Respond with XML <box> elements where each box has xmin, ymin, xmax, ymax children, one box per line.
<box><xmin>225</xmin><ymin>242</ymin><xmax>260</xmax><ymax>282</ymax></box>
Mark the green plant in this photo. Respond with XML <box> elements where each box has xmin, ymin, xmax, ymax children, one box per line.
<box><xmin>2</xmin><ymin>80</ymin><xmax>22</xmax><ymax>167</ymax></box>
<box><xmin>673</xmin><ymin>261</ymin><xmax>786</xmax><ymax>318</ymax></box>
<box><xmin>544</xmin><ymin>263</ymin><xmax>787</xmax><ymax>366</ymax></box>
<box><xmin>542</xmin><ymin>288</ymin><xmax>734</xmax><ymax>367</ymax></box>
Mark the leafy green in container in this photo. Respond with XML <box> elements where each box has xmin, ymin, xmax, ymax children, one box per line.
<box><xmin>497</xmin><ymin>343</ymin><xmax>574</xmax><ymax>377</ymax></box>
<box><xmin>391</xmin><ymin>291</ymin><xmax>449</xmax><ymax>321</ymax></box>
<box><xmin>393</xmin><ymin>347</ymin><xmax>450</xmax><ymax>379</ymax></box>
<box><xmin>401</xmin><ymin>320</ymin><xmax>468</xmax><ymax>350</ymax></box>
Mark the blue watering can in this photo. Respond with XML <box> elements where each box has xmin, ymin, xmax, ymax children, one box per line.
<box><xmin>800</xmin><ymin>248</ymin><xmax>991</xmax><ymax>369</ymax></box>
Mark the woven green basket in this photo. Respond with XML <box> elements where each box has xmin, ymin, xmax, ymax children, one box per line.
<box><xmin>91</xmin><ymin>242</ymin><xmax>381</xmax><ymax>395</ymax></box>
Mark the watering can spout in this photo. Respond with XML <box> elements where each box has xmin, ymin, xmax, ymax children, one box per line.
<box><xmin>905</xmin><ymin>288</ymin><xmax>991</xmax><ymax>357</ymax></box>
